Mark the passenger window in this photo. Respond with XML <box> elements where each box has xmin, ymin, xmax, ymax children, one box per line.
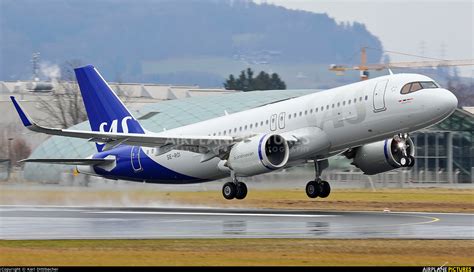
<box><xmin>316</xmin><ymin>108</ymin><xmax>319</xmax><ymax>112</ymax></box>
<box><xmin>250</xmin><ymin>124</ymin><xmax>253</xmax><ymax>129</ymax></box>
<box><xmin>293</xmin><ymin>113</ymin><xmax>297</xmax><ymax>118</ymax></box>
<box><xmin>299</xmin><ymin>112</ymin><xmax>302</xmax><ymax>116</ymax></box>
<box><xmin>260</xmin><ymin>121</ymin><xmax>263</xmax><ymax>126</ymax></box>
<box><xmin>354</xmin><ymin>98</ymin><xmax>357</xmax><ymax>103</ymax></box>
<box><xmin>310</xmin><ymin>109</ymin><xmax>313</xmax><ymax>114</ymax></box>
<box><xmin>343</xmin><ymin>101</ymin><xmax>346</xmax><ymax>106</ymax></box>
<box><xmin>410</xmin><ymin>82</ymin><xmax>422</xmax><ymax>92</ymax></box>
<box><xmin>234</xmin><ymin>128</ymin><xmax>237</xmax><ymax>133</ymax></box>
<box><xmin>365</xmin><ymin>95</ymin><xmax>368</xmax><ymax>100</ymax></box>
<box><xmin>326</xmin><ymin>105</ymin><xmax>329</xmax><ymax>110</ymax></box>
<box><xmin>337</xmin><ymin>102</ymin><xmax>340</xmax><ymax>107</ymax></box>
<box><xmin>304</xmin><ymin>110</ymin><xmax>307</xmax><ymax>115</ymax></box>
<box><xmin>288</xmin><ymin>114</ymin><xmax>291</xmax><ymax>119</ymax></box>
<box><xmin>332</xmin><ymin>104</ymin><xmax>335</xmax><ymax>108</ymax></box>
<box><xmin>348</xmin><ymin>100</ymin><xmax>351</xmax><ymax>105</ymax></box>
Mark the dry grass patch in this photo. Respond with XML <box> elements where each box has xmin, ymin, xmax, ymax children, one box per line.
<box><xmin>0</xmin><ymin>239</ymin><xmax>472</xmax><ymax>266</ymax></box>
<box><xmin>0</xmin><ymin>186</ymin><xmax>472</xmax><ymax>213</ymax></box>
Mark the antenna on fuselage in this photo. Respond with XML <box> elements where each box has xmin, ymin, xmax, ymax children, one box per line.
<box><xmin>388</xmin><ymin>68</ymin><xmax>394</xmax><ymax>75</ymax></box>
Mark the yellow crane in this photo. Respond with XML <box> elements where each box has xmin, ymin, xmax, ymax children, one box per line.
<box><xmin>329</xmin><ymin>47</ymin><xmax>474</xmax><ymax>80</ymax></box>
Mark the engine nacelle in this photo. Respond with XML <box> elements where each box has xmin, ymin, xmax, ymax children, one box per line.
<box><xmin>351</xmin><ymin>136</ymin><xmax>415</xmax><ymax>175</ymax></box>
<box><xmin>227</xmin><ymin>134</ymin><xmax>289</xmax><ymax>177</ymax></box>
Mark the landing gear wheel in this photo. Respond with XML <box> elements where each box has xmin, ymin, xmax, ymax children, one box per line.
<box><xmin>400</xmin><ymin>156</ymin><xmax>408</xmax><ymax>167</ymax></box>
<box><xmin>235</xmin><ymin>182</ymin><xmax>248</xmax><ymax>200</ymax></box>
<box><xmin>306</xmin><ymin>181</ymin><xmax>320</xmax><ymax>198</ymax></box>
<box><xmin>319</xmin><ymin>181</ymin><xmax>331</xmax><ymax>198</ymax></box>
<box><xmin>222</xmin><ymin>182</ymin><xmax>237</xmax><ymax>200</ymax></box>
<box><xmin>407</xmin><ymin>155</ymin><xmax>415</xmax><ymax>167</ymax></box>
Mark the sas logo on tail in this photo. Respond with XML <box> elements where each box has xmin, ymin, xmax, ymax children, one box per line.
<box><xmin>99</xmin><ymin>116</ymin><xmax>133</xmax><ymax>133</ymax></box>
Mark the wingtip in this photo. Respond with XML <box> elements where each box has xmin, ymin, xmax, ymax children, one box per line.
<box><xmin>10</xmin><ymin>96</ymin><xmax>33</xmax><ymax>127</ymax></box>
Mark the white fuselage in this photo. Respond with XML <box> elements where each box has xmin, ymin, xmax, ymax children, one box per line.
<box><xmin>129</xmin><ymin>73</ymin><xmax>457</xmax><ymax>181</ymax></box>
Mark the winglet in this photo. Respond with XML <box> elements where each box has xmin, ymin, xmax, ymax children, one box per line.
<box><xmin>10</xmin><ymin>96</ymin><xmax>33</xmax><ymax>127</ymax></box>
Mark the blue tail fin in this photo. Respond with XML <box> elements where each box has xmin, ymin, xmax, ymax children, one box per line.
<box><xmin>74</xmin><ymin>65</ymin><xmax>145</xmax><ymax>151</ymax></box>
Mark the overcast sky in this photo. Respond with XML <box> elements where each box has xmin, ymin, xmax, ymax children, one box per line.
<box><xmin>255</xmin><ymin>0</ymin><xmax>473</xmax><ymax>77</ymax></box>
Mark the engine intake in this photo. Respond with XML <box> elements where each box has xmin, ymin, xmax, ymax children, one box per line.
<box><xmin>228</xmin><ymin>134</ymin><xmax>289</xmax><ymax>176</ymax></box>
<box><xmin>351</xmin><ymin>135</ymin><xmax>415</xmax><ymax>175</ymax></box>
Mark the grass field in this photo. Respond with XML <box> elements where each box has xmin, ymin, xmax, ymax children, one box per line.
<box><xmin>1</xmin><ymin>187</ymin><xmax>473</xmax><ymax>213</ymax></box>
<box><xmin>1</xmin><ymin>239</ymin><xmax>472</xmax><ymax>266</ymax></box>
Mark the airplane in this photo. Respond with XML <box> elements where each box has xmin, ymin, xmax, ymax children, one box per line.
<box><xmin>11</xmin><ymin>65</ymin><xmax>458</xmax><ymax>200</ymax></box>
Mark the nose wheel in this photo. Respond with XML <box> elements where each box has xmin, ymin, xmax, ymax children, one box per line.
<box><xmin>393</xmin><ymin>133</ymin><xmax>415</xmax><ymax>168</ymax></box>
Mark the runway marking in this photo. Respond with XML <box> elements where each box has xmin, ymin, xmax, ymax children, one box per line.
<box><xmin>86</xmin><ymin>211</ymin><xmax>338</xmax><ymax>218</ymax></box>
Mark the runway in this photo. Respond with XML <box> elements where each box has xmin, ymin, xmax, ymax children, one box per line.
<box><xmin>0</xmin><ymin>206</ymin><xmax>472</xmax><ymax>240</ymax></box>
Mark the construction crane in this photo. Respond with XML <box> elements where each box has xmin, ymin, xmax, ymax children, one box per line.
<box><xmin>330</xmin><ymin>47</ymin><xmax>474</xmax><ymax>80</ymax></box>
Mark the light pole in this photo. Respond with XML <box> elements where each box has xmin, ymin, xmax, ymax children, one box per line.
<box><xmin>7</xmin><ymin>138</ymin><xmax>13</xmax><ymax>176</ymax></box>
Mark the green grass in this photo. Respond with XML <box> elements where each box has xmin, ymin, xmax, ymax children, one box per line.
<box><xmin>1</xmin><ymin>239</ymin><xmax>472</xmax><ymax>266</ymax></box>
<box><xmin>1</xmin><ymin>187</ymin><xmax>472</xmax><ymax>212</ymax></box>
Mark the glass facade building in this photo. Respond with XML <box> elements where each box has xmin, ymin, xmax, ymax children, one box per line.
<box><xmin>23</xmin><ymin>89</ymin><xmax>315</xmax><ymax>181</ymax></box>
<box><xmin>23</xmin><ymin>89</ymin><xmax>473</xmax><ymax>183</ymax></box>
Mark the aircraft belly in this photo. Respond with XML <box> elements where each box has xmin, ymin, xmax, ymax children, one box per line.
<box><xmin>146</xmin><ymin>150</ymin><xmax>225</xmax><ymax>180</ymax></box>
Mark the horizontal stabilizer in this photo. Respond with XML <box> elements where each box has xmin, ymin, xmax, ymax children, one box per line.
<box><xmin>19</xmin><ymin>158</ymin><xmax>114</xmax><ymax>165</ymax></box>
<box><xmin>10</xmin><ymin>96</ymin><xmax>235</xmax><ymax>150</ymax></box>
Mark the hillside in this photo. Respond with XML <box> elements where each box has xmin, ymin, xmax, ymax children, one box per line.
<box><xmin>0</xmin><ymin>0</ymin><xmax>383</xmax><ymax>87</ymax></box>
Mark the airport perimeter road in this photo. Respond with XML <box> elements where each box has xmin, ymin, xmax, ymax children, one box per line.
<box><xmin>0</xmin><ymin>206</ymin><xmax>472</xmax><ymax>240</ymax></box>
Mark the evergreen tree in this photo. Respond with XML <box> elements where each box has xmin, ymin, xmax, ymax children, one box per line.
<box><xmin>223</xmin><ymin>68</ymin><xmax>286</xmax><ymax>91</ymax></box>
<box><xmin>224</xmin><ymin>74</ymin><xmax>237</xmax><ymax>90</ymax></box>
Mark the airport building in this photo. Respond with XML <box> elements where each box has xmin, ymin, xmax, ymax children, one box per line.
<box><xmin>1</xmin><ymin>81</ymin><xmax>472</xmax><ymax>184</ymax></box>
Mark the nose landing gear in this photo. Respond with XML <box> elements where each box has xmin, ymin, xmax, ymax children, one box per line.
<box><xmin>393</xmin><ymin>133</ymin><xmax>415</xmax><ymax>168</ymax></box>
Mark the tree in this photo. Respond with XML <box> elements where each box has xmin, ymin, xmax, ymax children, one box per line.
<box><xmin>0</xmin><ymin>130</ymin><xmax>31</xmax><ymax>167</ymax></box>
<box><xmin>224</xmin><ymin>68</ymin><xmax>286</xmax><ymax>91</ymax></box>
<box><xmin>270</xmin><ymin>73</ymin><xmax>286</xmax><ymax>90</ymax></box>
<box><xmin>224</xmin><ymin>74</ymin><xmax>237</xmax><ymax>90</ymax></box>
<box><xmin>36</xmin><ymin>60</ymin><xmax>88</xmax><ymax>128</ymax></box>
<box><xmin>446</xmin><ymin>76</ymin><xmax>473</xmax><ymax>107</ymax></box>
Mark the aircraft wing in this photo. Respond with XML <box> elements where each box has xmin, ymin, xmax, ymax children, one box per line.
<box><xmin>19</xmin><ymin>158</ymin><xmax>114</xmax><ymax>165</ymax></box>
<box><xmin>10</xmin><ymin>96</ymin><xmax>234</xmax><ymax>151</ymax></box>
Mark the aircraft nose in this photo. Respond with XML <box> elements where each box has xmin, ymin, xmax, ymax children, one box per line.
<box><xmin>437</xmin><ymin>88</ymin><xmax>458</xmax><ymax>115</ymax></box>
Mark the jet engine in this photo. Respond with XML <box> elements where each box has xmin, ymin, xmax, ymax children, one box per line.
<box><xmin>350</xmin><ymin>135</ymin><xmax>415</xmax><ymax>175</ymax></box>
<box><xmin>227</xmin><ymin>134</ymin><xmax>289</xmax><ymax>176</ymax></box>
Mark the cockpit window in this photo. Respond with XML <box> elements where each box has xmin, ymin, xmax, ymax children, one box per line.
<box><xmin>410</xmin><ymin>82</ymin><xmax>423</xmax><ymax>92</ymax></box>
<box><xmin>420</xmin><ymin>81</ymin><xmax>438</xmax><ymax>89</ymax></box>
<box><xmin>400</xmin><ymin>81</ymin><xmax>438</xmax><ymax>94</ymax></box>
<box><xmin>401</xmin><ymin>84</ymin><xmax>411</xmax><ymax>94</ymax></box>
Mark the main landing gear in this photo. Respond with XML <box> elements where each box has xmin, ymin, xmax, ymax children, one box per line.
<box><xmin>305</xmin><ymin>159</ymin><xmax>331</xmax><ymax>199</ymax></box>
<box><xmin>222</xmin><ymin>172</ymin><xmax>247</xmax><ymax>200</ymax></box>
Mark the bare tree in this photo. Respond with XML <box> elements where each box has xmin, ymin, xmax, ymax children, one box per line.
<box><xmin>35</xmin><ymin>60</ymin><xmax>88</xmax><ymax>128</ymax></box>
<box><xmin>0</xmin><ymin>128</ymin><xmax>31</xmax><ymax>166</ymax></box>
<box><xmin>446</xmin><ymin>75</ymin><xmax>474</xmax><ymax>107</ymax></box>
<box><xmin>10</xmin><ymin>138</ymin><xmax>32</xmax><ymax>166</ymax></box>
